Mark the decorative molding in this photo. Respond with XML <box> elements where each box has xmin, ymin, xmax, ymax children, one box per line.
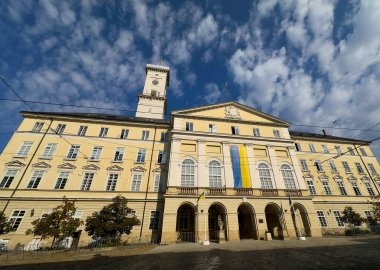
<box><xmin>131</xmin><ymin>166</ymin><xmax>146</xmax><ymax>172</ymax></box>
<box><xmin>107</xmin><ymin>165</ymin><xmax>124</xmax><ymax>171</ymax></box>
<box><xmin>82</xmin><ymin>164</ymin><xmax>100</xmax><ymax>170</ymax></box>
<box><xmin>303</xmin><ymin>173</ymin><xmax>314</xmax><ymax>178</ymax></box>
<box><xmin>58</xmin><ymin>163</ymin><xmax>76</xmax><ymax>170</ymax></box>
<box><xmin>32</xmin><ymin>161</ymin><xmax>51</xmax><ymax>169</ymax></box>
<box><xmin>360</xmin><ymin>175</ymin><xmax>370</xmax><ymax>181</ymax></box>
<box><xmin>347</xmin><ymin>175</ymin><xmax>358</xmax><ymax>181</ymax></box>
<box><xmin>332</xmin><ymin>175</ymin><xmax>343</xmax><ymax>180</ymax></box>
<box><xmin>224</xmin><ymin>106</ymin><xmax>241</xmax><ymax>119</ymax></box>
<box><xmin>5</xmin><ymin>160</ymin><xmax>25</xmax><ymax>168</ymax></box>
<box><xmin>152</xmin><ymin>167</ymin><xmax>162</xmax><ymax>172</ymax></box>
<box><xmin>318</xmin><ymin>173</ymin><xmax>329</xmax><ymax>180</ymax></box>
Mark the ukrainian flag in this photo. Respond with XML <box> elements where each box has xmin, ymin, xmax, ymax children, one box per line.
<box><xmin>231</xmin><ymin>145</ymin><xmax>251</xmax><ymax>188</ymax></box>
<box><xmin>197</xmin><ymin>191</ymin><xmax>205</xmax><ymax>202</ymax></box>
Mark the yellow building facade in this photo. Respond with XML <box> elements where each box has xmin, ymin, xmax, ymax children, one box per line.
<box><xmin>0</xmin><ymin>64</ymin><xmax>379</xmax><ymax>246</ymax></box>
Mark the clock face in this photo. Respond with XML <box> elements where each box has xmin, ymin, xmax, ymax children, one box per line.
<box><xmin>152</xmin><ymin>79</ymin><xmax>159</xmax><ymax>85</ymax></box>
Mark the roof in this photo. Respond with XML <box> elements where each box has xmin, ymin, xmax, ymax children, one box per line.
<box><xmin>289</xmin><ymin>130</ymin><xmax>370</xmax><ymax>144</ymax></box>
<box><xmin>20</xmin><ymin>111</ymin><xmax>170</xmax><ymax>125</ymax></box>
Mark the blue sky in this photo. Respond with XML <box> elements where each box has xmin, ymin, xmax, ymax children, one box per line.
<box><xmin>1</xmin><ymin>0</ymin><xmax>380</xmax><ymax>160</ymax></box>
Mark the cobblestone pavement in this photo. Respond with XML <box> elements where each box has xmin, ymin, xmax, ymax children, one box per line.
<box><xmin>2</xmin><ymin>236</ymin><xmax>380</xmax><ymax>270</ymax></box>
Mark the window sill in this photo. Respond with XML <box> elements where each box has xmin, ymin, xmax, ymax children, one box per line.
<box><xmin>64</xmin><ymin>158</ymin><xmax>77</xmax><ymax>161</ymax></box>
<box><xmin>331</xmin><ymin>171</ymin><xmax>339</xmax><ymax>174</ymax></box>
<box><xmin>13</xmin><ymin>156</ymin><xmax>27</xmax><ymax>159</ymax></box>
<box><xmin>112</xmin><ymin>160</ymin><xmax>123</xmax><ymax>163</ymax></box>
<box><xmin>39</xmin><ymin>157</ymin><xmax>52</xmax><ymax>160</ymax></box>
<box><xmin>88</xmin><ymin>159</ymin><xmax>100</xmax><ymax>162</ymax></box>
<box><xmin>345</xmin><ymin>172</ymin><xmax>353</xmax><ymax>174</ymax></box>
<box><xmin>302</xmin><ymin>170</ymin><xmax>310</xmax><ymax>172</ymax></box>
<box><xmin>134</xmin><ymin>162</ymin><xmax>146</xmax><ymax>164</ymax></box>
<box><xmin>317</xmin><ymin>170</ymin><xmax>325</xmax><ymax>173</ymax></box>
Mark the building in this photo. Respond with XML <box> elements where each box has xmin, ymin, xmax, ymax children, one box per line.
<box><xmin>0</xmin><ymin>64</ymin><xmax>379</xmax><ymax>246</ymax></box>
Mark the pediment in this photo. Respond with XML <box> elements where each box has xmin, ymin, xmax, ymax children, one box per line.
<box><xmin>32</xmin><ymin>161</ymin><xmax>51</xmax><ymax>168</ymax></box>
<box><xmin>5</xmin><ymin>160</ymin><xmax>25</xmax><ymax>167</ymax></box>
<box><xmin>107</xmin><ymin>165</ymin><xmax>123</xmax><ymax>171</ymax></box>
<box><xmin>82</xmin><ymin>164</ymin><xmax>100</xmax><ymax>170</ymax></box>
<box><xmin>360</xmin><ymin>176</ymin><xmax>370</xmax><ymax>181</ymax></box>
<box><xmin>333</xmin><ymin>175</ymin><xmax>343</xmax><ymax>180</ymax></box>
<box><xmin>318</xmin><ymin>173</ymin><xmax>329</xmax><ymax>180</ymax></box>
<box><xmin>172</xmin><ymin>102</ymin><xmax>289</xmax><ymax>125</ymax></box>
<box><xmin>57</xmin><ymin>163</ymin><xmax>76</xmax><ymax>170</ymax></box>
<box><xmin>131</xmin><ymin>166</ymin><xmax>146</xmax><ymax>172</ymax></box>
<box><xmin>347</xmin><ymin>175</ymin><xmax>357</xmax><ymax>181</ymax></box>
<box><xmin>373</xmin><ymin>176</ymin><xmax>380</xmax><ymax>181</ymax></box>
<box><xmin>303</xmin><ymin>173</ymin><xmax>313</xmax><ymax>178</ymax></box>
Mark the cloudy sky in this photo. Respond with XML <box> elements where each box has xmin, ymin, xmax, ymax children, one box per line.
<box><xmin>0</xmin><ymin>0</ymin><xmax>380</xmax><ymax>160</ymax></box>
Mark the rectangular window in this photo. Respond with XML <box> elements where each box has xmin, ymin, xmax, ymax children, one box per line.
<box><xmin>67</xmin><ymin>145</ymin><xmax>80</xmax><ymax>159</ymax></box>
<box><xmin>253</xmin><ymin>128</ymin><xmax>260</xmax><ymax>137</ymax></box>
<box><xmin>333</xmin><ymin>211</ymin><xmax>344</xmax><ymax>227</ymax></box>
<box><xmin>336</xmin><ymin>181</ymin><xmax>347</xmax><ymax>195</ymax></box>
<box><xmin>131</xmin><ymin>174</ymin><xmax>143</xmax><ymax>191</ymax></box>
<box><xmin>106</xmin><ymin>173</ymin><xmax>119</xmax><ymax>191</ymax></box>
<box><xmin>295</xmin><ymin>143</ymin><xmax>301</xmax><ymax>151</ymax></box>
<box><xmin>335</xmin><ymin>146</ymin><xmax>342</xmax><ymax>155</ymax></box>
<box><xmin>16</xmin><ymin>141</ymin><xmax>33</xmax><ymax>157</ymax></box>
<box><xmin>300</xmin><ymin>159</ymin><xmax>309</xmax><ymax>171</ymax></box>
<box><xmin>141</xmin><ymin>130</ymin><xmax>150</xmax><ymax>140</ymax></box>
<box><xmin>309</xmin><ymin>144</ymin><xmax>316</xmax><ymax>153</ymax></box>
<box><xmin>77</xmin><ymin>125</ymin><xmax>88</xmax><ymax>136</ymax></box>
<box><xmin>0</xmin><ymin>169</ymin><xmax>18</xmax><ymax>188</ymax></box>
<box><xmin>54</xmin><ymin>171</ymin><xmax>70</xmax><ymax>190</ymax></box>
<box><xmin>209</xmin><ymin>124</ymin><xmax>217</xmax><ymax>133</ymax></box>
<box><xmin>149</xmin><ymin>211</ymin><xmax>160</xmax><ymax>230</ymax></box>
<box><xmin>80</xmin><ymin>172</ymin><xmax>94</xmax><ymax>191</ymax></box>
<box><xmin>120</xmin><ymin>129</ymin><xmax>129</xmax><ymax>139</ymax></box>
<box><xmin>273</xmin><ymin>130</ymin><xmax>280</xmax><ymax>138</ymax></box>
<box><xmin>322</xmin><ymin>144</ymin><xmax>329</xmax><ymax>153</ymax></box>
<box><xmin>153</xmin><ymin>174</ymin><xmax>163</xmax><ymax>192</ymax></box>
<box><xmin>315</xmin><ymin>161</ymin><xmax>323</xmax><ymax>172</ymax></box>
<box><xmin>90</xmin><ymin>147</ymin><xmax>102</xmax><ymax>161</ymax></box>
<box><xmin>126</xmin><ymin>210</ymin><xmax>137</xmax><ymax>230</ymax></box>
<box><xmin>355</xmin><ymin>162</ymin><xmax>365</xmax><ymax>174</ymax></box>
<box><xmin>136</xmin><ymin>149</ymin><xmax>146</xmax><ymax>163</ymax></box>
<box><xmin>351</xmin><ymin>180</ymin><xmax>362</xmax><ymax>196</ymax></box>
<box><xmin>186</xmin><ymin>122</ymin><xmax>193</xmax><ymax>131</ymax></box>
<box><xmin>41</xmin><ymin>143</ymin><xmax>57</xmax><ymax>158</ymax></box>
<box><xmin>9</xmin><ymin>210</ymin><xmax>26</xmax><ymax>231</ymax></box>
<box><xmin>368</xmin><ymin>163</ymin><xmax>377</xmax><ymax>175</ymax></box>
<box><xmin>27</xmin><ymin>170</ymin><xmax>44</xmax><ymax>189</ymax></box>
<box><xmin>359</xmin><ymin>148</ymin><xmax>367</xmax><ymax>156</ymax></box>
<box><xmin>306</xmin><ymin>178</ymin><xmax>316</xmax><ymax>195</ymax></box>
<box><xmin>317</xmin><ymin>211</ymin><xmax>328</xmax><ymax>227</ymax></box>
<box><xmin>32</xmin><ymin>122</ymin><xmax>44</xmax><ymax>132</ymax></box>
<box><xmin>364</xmin><ymin>181</ymin><xmax>375</xmax><ymax>196</ymax></box>
<box><xmin>160</xmin><ymin>131</ymin><xmax>169</xmax><ymax>142</ymax></box>
<box><xmin>322</xmin><ymin>180</ymin><xmax>332</xmax><ymax>195</ymax></box>
<box><xmin>99</xmin><ymin>127</ymin><xmax>108</xmax><ymax>137</ymax></box>
<box><xmin>342</xmin><ymin>161</ymin><xmax>351</xmax><ymax>173</ymax></box>
<box><xmin>328</xmin><ymin>160</ymin><xmax>338</xmax><ymax>173</ymax></box>
<box><xmin>55</xmin><ymin>124</ymin><xmax>66</xmax><ymax>135</ymax></box>
<box><xmin>348</xmin><ymin>147</ymin><xmax>355</xmax><ymax>155</ymax></box>
<box><xmin>157</xmin><ymin>151</ymin><xmax>166</xmax><ymax>164</ymax></box>
<box><xmin>231</xmin><ymin>126</ymin><xmax>240</xmax><ymax>135</ymax></box>
<box><xmin>364</xmin><ymin>210</ymin><xmax>373</xmax><ymax>221</ymax></box>
<box><xmin>113</xmin><ymin>147</ymin><xmax>125</xmax><ymax>162</ymax></box>
<box><xmin>73</xmin><ymin>210</ymin><xmax>83</xmax><ymax>219</ymax></box>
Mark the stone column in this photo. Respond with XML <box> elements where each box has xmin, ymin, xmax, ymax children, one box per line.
<box><xmin>167</xmin><ymin>138</ymin><xmax>180</xmax><ymax>187</ymax></box>
<box><xmin>197</xmin><ymin>140</ymin><xmax>206</xmax><ymax>187</ymax></box>
<box><xmin>222</xmin><ymin>142</ymin><xmax>234</xmax><ymax>188</ymax></box>
<box><xmin>245</xmin><ymin>144</ymin><xmax>260</xmax><ymax>188</ymax></box>
<box><xmin>267</xmin><ymin>145</ymin><xmax>285</xmax><ymax>189</ymax></box>
<box><xmin>226</xmin><ymin>211</ymin><xmax>239</xmax><ymax>241</ymax></box>
<box><xmin>287</xmin><ymin>146</ymin><xmax>307</xmax><ymax>190</ymax></box>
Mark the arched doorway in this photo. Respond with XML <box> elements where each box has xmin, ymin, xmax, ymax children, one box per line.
<box><xmin>176</xmin><ymin>203</ymin><xmax>196</xmax><ymax>242</ymax></box>
<box><xmin>291</xmin><ymin>203</ymin><xmax>312</xmax><ymax>237</ymax></box>
<box><xmin>208</xmin><ymin>203</ymin><xmax>227</xmax><ymax>242</ymax></box>
<box><xmin>265</xmin><ymin>203</ymin><xmax>284</xmax><ymax>240</ymax></box>
<box><xmin>238</xmin><ymin>203</ymin><xmax>258</xmax><ymax>239</ymax></box>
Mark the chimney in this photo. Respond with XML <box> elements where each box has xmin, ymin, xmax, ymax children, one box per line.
<box><xmin>322</xmin><ymin>129</ymin><xmax>327</xmax><ymax>136</ymax></box>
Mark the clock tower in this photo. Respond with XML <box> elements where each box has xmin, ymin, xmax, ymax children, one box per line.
<box><xmin>136</xmin><ymin>64</ymin><xmax>170</xmax><ymax>120</ymax></box>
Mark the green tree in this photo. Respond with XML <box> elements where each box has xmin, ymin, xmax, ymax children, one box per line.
<box><xmin>0</xmin><ymin>212</ymin><xmax>12</xmax><ymax>235</ymax></box>
<box><xmin>85</xmin><ymin>196</ymin><xmax>140</xmax><ymax>239</ymax></box>
<box><xmin>370</xmin><ymin>195</ymin><xmax>380</xmax><ymax>225</ymax></box>
<box><xmin>341</xmin><ymin>207</ymin><xmax>366</xmax><ymax>228</ymax></box>
<box><xmin>26</xmin><ymin>197</ymin><xmax>83</xmax><ymax>247</ymax></box>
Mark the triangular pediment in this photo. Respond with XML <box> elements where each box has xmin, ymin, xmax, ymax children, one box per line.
<box><xmin>172</xmin><ymin>102</ymin><xmax>289</xmax><ymax>125</ymax></box>
<box><xmin>131</xmin><ymin>166</ymin><xmax>146</xmax><ymax>172</ymax></box>
<box><xmin>107</xmin><ymin>165</ymin><xmax>123</xmax><ymax>171</ymax></box>
<box><xmin>5</xmin><ymin>160</ymin><xmax>25</xmax><ymax>167</ymax></box>
<box><xmin>347</xmin><ymin>175</ymin><xmax>357</xmax><ymax>181</ymax></box>
<box><xmin>32</xmin><ymin>161</ymin><xmax>51</xmax><ymax>168</ymax></box>
<box><xmin>333</xmin><ymin>174</ymin><xmax>342</xmax><ymax>180</ymax></box>
<box><xmin>303</xmin><ymin>173</ymin><xmax>313</xmax><ymax>178</ymax></box>
<box><xmin>82</xmin><ymin>164</ymin><xmax>100</xmax><ymax>170</ymax></box>
<box><xmin>318</xmin><ymin>173</ymin><xmax>329</xmax><ymax>180</ymax></box>
<box><xmin>373</xmin><ymin>176</ymin><xmax>380</xmax><ymax>181</ymax></box>
<box><xmin>57</xmin><ymin>163</ymin><xmax>76</xmax><ymax>170</ymax></box>
<box><xmin>360</xmin><ymin>176</ymin><xmax>370</xmax><ymax>181</ymax></box>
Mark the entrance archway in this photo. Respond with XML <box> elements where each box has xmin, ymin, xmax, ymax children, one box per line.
<box><xmin>238</xmin><ymin>203</ymin><xmax>258</xmax><ymax>239</ymax></box>
<box><xmin>291</xmin><ymin>203</ymin><xmax>312</xmax><ymax>237</ymax></box>
<box><xmin>208</xmin><ymin>203</ymin><xmax>227</xmax><ymax>242</ymax></box>
<box><xmin>265</xmin><ymin>203</ymin><xmax>284</xmax><ymax>240</ymax></box>
<box><xmin>176</xmin><ymin>203</ymin><xmax>195</xmax><ymax>242</ymax></box>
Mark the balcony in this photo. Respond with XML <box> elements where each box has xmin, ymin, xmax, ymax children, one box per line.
<box><xmin>284</xmin><ymin>189</ymin><xmax>302</xmax><ymax>197</ymax></box>
<box><xmin>260</xmin><ymin>189</ymin><xmax>279</xmax><ymax>197</ymax></box>
<box><xmin>206</xmin><ymin>187</ymin><xmax>227</xmax><ymax>196</ymax></box>
<box><xmin>177</xmin><ymin>187</ymin><xmax>198</xmax><ymax>195</ymax></box>
<box><xmin>234</xmin><ymin>188</ymin><xmax>253</xmax><ymax>196</ymax></box>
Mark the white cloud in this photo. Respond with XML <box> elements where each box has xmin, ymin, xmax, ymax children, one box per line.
<box><xmin>204</xmin><ymin>83</ymin><xmax>222</xmax><ymax>104</ymax></box>
<box><xmin>188</xmin><ymin>14</ymin><xmax>219</xmax><ymax>47</ymax></box>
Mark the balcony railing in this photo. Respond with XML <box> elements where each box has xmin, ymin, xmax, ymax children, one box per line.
<box><xmin>177</xmin><ymin>187</ymin><xmax>198</xmax><ymax>195</ymax></box>
<box><xmin>284</xmin><ymin>189</ymin><xmax>302</xmax><ymax>197</ymax></box>
<box><xmin>260</xmin><ymin>189</ymin><xmax>279</xmax><ymax>197</ymax></box>
<box><xmin>206</xmin><ymin>188</ymin><xmax>227</xmax><ymax>196</ymax></box>
<box><xmin>234</xmin><ymin>188</ymin><xmax>253</xmax><ymax>196</ymax></box>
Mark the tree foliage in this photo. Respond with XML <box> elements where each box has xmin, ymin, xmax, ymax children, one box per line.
<box><xmin>0</xmin><ymin>212</ymin><xmax>12</xmax><ymax>235</ymax></box>
<box><xmin>85</xmin><ymin>196</ymin><xmax>140</xmax><ymax>239</ymax></box>
<box><xmin>341</xmin><ymin>207</ymin><xmax>366</xmax><ymax>227</ymax></box>
<box><xmin>370</xmin><ymin>195</ymin><xmax>380</xmax><ymax>225</ymax></box>
<box><xmin>26</xmin><ymin>197</ymin><xmax>82</xmax><ymax>245</ymax></box>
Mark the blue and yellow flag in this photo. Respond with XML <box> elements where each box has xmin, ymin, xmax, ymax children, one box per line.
<box><xmin>231</xmin><ymin>145</ymin><xmax>251</xmax><ymax>188</ymax></box>
<box><xmin>197</xmin><ymin>191</ymin><xmax>205</xmax><ymax>202</ymax></box>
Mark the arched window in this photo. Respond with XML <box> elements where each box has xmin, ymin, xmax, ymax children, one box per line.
<box><xmin>181</xmin><ymin>159</ymin><xmax>195</xmax><ymax>186</ymax></box>
<box><xmin>281</xmin><ymin>164</ymin><xmax>296</xmax><ymax>189</ymax></box>
<box><xmin>209</xmin><ymin>160</ymin><xmax>222</xmax><ymax>187</ymax></box>
<box><xmin>258</xmin><ymin>163</ymin><xmax>273</xmax><ymax>189</ymax></box>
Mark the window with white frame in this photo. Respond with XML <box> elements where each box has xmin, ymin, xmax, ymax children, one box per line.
<box><xmin>342</xmin><ymin>161</ymin><xmax>351</xmax><ymax>173</ymax></box>
<box><xmin>350</xmin><ymin>180</ymin><xmax>362</xmax><ymax>196</ymax></box>
<box><xmin>295</xmin><ymin>143</ymin><xmax>301</xmax><ymax>151</ymax></box>
<box><xmin>141</xmin><ymin>130</ymin><xmax>150</xmax><ymax>140</ymax></box>
<box><xmin>55</xmin><ymin>124</ymin><xmax>66</xmax><ymax>135</ymax></box>
<box><xmin>67</xmin><ymin>145</ymin><xmax>80</xmax><ymax>159</ymax></box>
<box><xmin>328</xmin><ymin>160</ymin><xmax>338</xmax><ymax>173</ymax></box>
<box><xmin>300</xmin><ymin>159</ymin><xmax>309</xmax><ymax>171</ymax></box>
<box><xmin>149</xmin><ymin>211</ymin><xmax>160</xmax><ymax>230</ymax></box>
<box><xmin>309</xmin><ymin>144</ymin><xmax>316</xmax><ymax>153</ymax></box>
<box><xmin>120</xmin><ymin>129</ymin><xmax>129</xmax><ymax>139</ymax></box>
<box><xmin>336</xmin><ymin>180</ymin><xmax>347</xmax><ymax>195</ymax></box>
<box><xmin>77</xmin><ymin>125</ymin><xmax>88</xmax><ymax>136</ymax></box>
<box><xmin>157</xmin><ymin>151</ymin><xmax>166</xmax><ymax>163</ymax></box>
<box><xmin>258</xmin><ymin>163</ymin><xmax>273</xmax><ymax>189</ymax></box>
<box><xmin>160</xmin><ymin>132</ymin><xmax>169</xmax><ymax>142</ymax></box>
<box><xmin>90</xmin><ymin>147</ymin><xmax>102</xmax><ymax>161</ymax></box>
<box><xmin>281</xmin><ymin>164</ymin><xmax>296</xmax><ymax>189</ymax></box>
<box><xmin>321</xmin><ymin>144</ymin><xmax>329</xmax><ymax>153</ymax></box>
<box><xmin>73</xmin><ymin>210</ymin><xmax>83</xmax><ymax>219</ymax></box>
<box><xmin>54</xmin><ymin>171</ymin><xmax>70</xmax><ymax>189</ymax></box>
<box><xmin>273</xmin><ymin>130</ymin><xmax>280</xmax><ymax>138</ymax></box>
<box><xmin>27</xmin><ymin>170</ymin><xmax>44</xmax><ymax>189</ymax></box>
<box><xmin>131</xmin><ymin>174</ymin><xmax>143</xmax><ymax>191</ymax></box>
<box><xmin>16</xmin><ymin>141</ymin><xmax>33</xmax><ymax>157</ymax></box>
<box><xmin>368</xmin><ymin>163</ymin><xmax>377</xmax><ymax>175</ymax></box>
<box><xmin>80</xmin><ymin>172</ymin><xmax>94</xmax><ymax>191</ymax></box>
<box><xmin>41</xmin><ymin>143</ymin><xmax>57</xmax><ymax>158</ymax></box>
<box><xmin>335</xmin><ymin>146</ymin><xmax>342</xmax><ymax>155</ymax></box>
<box><xmin>348</xmin><ymin>147</ymin><xmax>355</xmax><ymax>155</ymax></box>
<box><xmin>113</xmin><ymin>147</ymin><xmax>125</xmax><ymax>162</ymax></box>
<box><xmin>209</xmin><ymin>160</ymin><xmax>222</xmax><ymax>188</ymax></box>
<box><xmin>333</xmin><ymin>210</ymin><xmax>344</xmax><ymax>227</ymax></box>
<box><xmin>99</xmin><ymin>127</ymin><xmax>108</xmax><ymax>137</ymax></box>
<box><xmin>316</xmin><ymin>211</ymin><xmax>328</xmax><ymax>227</ymax></box>
<box><xmin>181</xmin><ymin>159</ymin><xmax>195</xmax><ymax>187</ymax></box>
<box><xmin>153</xmin><ymin>174</ymin><xmax>163</xmax><ymax>192</ymax></box>
<box><xmin>9</xmin><ymin>210</ymin><xmax>26</xmax><ymax>230</ymax></box>
<box><xmin>106</xmin><ymin>173</ymin><xmax>119</xmax><ymax>191</ymax></box>
<box><xmin>136</xmin><ymin>149</ymin><xmax>146</xmax><ymax>163</ymax></box>
<box><xmin>231</xmin><ymin>126</ymin><xmax>240</xmax><ymax>135</ymax></box>
<box><xmin>359</xmin><ymin>148</ymin><xmax>367</xmax><ymax>156</ymax></box>
<box><xmin>364</xmin><ymin>181</ymin><xmax>375</xmax><ymax>196</ymax></box>
<box><xmin>364</xmin><ymin>210</ymin><xmax>373</xmax><ymax>222</ymax></box>
<box><xmin>0</xmin><ymin>169</ymin><xmax>18</xmax><ymax>188</ymax></box>
<box><xmin>306</xmin><ymin>178</ymin><xmax>316</xmax><ymax>195</ymax></box>
<box><xmin>253</xmin><ymin>128</ymin><xmax>260</xmax><ymax>137</ymax></box>
<box><xmin>185</xmin><ymin>122</ymin><xmax>193</xmax><ymax>131</ymax></box>
<box><xmin>32</xmin><ymin>122</ymin><xmax>44</xmax><ymax>132</ymax></box>
<box><xmin>322</xmin><ymin>180</ymin><xmax>332</xmax><ymax>195</ymax></box>
<box><xmin>126</xmin><ymin>210</ymin><xmax>137</xmax><ymax>230</ymax></box>
<box><xmin>314</xmin><ymin>161</ymin><xmax>323</xmax><ymax>172</ymax></box>
<box><xmin>209</xmin><ymin>124</ymin><xmax>217</xmax><ymax>133</ymax></box>
<box><xmin>355</xmin><ymin>162</ymin><xmax>365</xmax><ymax>174</ymax></box>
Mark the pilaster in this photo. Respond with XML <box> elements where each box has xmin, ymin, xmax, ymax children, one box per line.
<box><xmin>167</xmin><ymin>138</ymin><xmax>180</xmax><ymax>187</ymax></box>
<box><xmin>197</xmin><ymin>140</ymin><xmax>206</xmax><ymax>187</ymax></box>
<box><xmin>287</xmin><ymin>146</ymin><xmax>307</xmax><ymax>189</ymax></box>
<box><xmin>267</xmin><ymin>145</ymin><xmax>285</xmax><ymax>189</ymax></box>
